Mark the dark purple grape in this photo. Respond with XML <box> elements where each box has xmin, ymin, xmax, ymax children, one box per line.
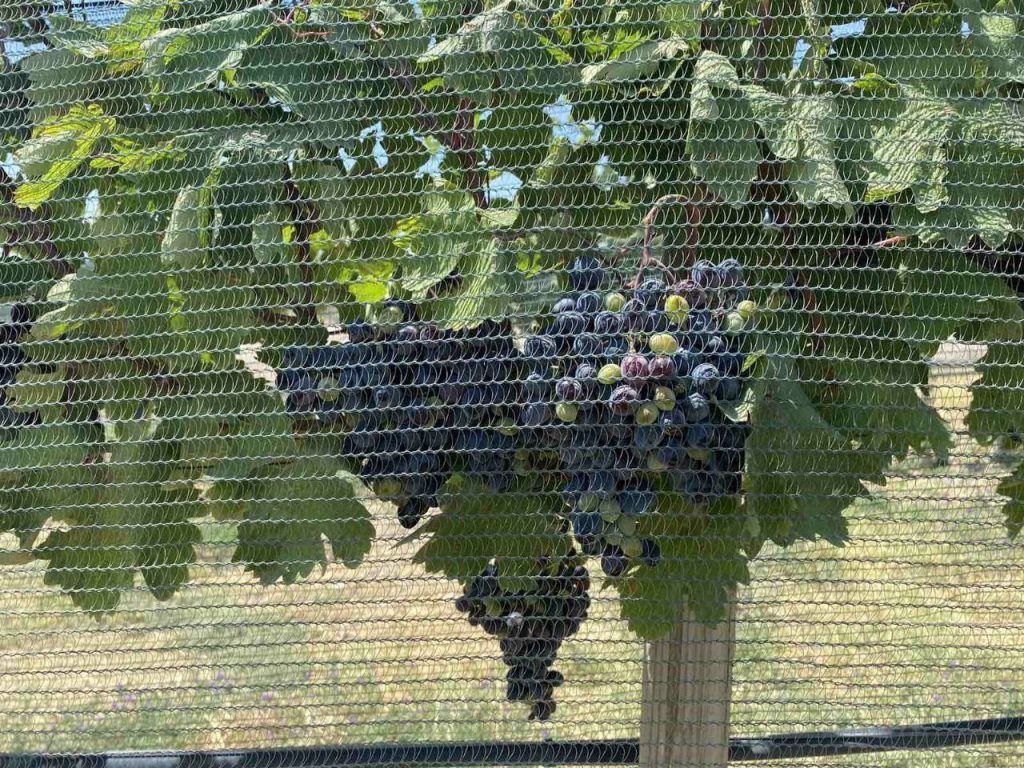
<box><xmin>641</xmin><ymin>539</ymin><xmax>662</xmax><ymax>567</ymax></box>
<box><xmin>683</xmin><ymin>393</ymin><xmax>711</xmax><ymax>423</ymax></box>
<box><xmin>398</xmin><ymin>497</ymin><xmax>429</xmax><ymax>529</ymax></box>
<box><xmin>716</xmin><ymin>376</ymin><xmax>741</xmax><ymax>402</ymax></box>
<box><xmin>619</xmin><ymin>487</ymin><xmax>654</xmax><ymax>517</ymax></box>
<box><xmin>635</xmin><ymin>278</ymin><xmax>666</xmax><ymax>310</ymax></box>
<box><xmin>686</xmin><ymin>421</ymin><xmax>714</xmax><ymax>449</ymax></box>
<box><xmin>649</xmin><ymin>356</ymin><xmax>675</xmax><ymax>380</ymax></box>
<box><xmin>553</xmin><ymin>311</ymin><xmax>588</xmax><ymax>338</ymax></box>
<box><xmin>556</xmin><ymin>377</ymin><xmax>585</xmax><ymax>402</ymax></box>
<box><xmin>674</xmin><ymin>279</ymin><xmax>707</xmax><ymax>310</ymax></box>
<box><xmin>576</xmin><ymin>291</ymin><xmax>602</xmax><ymax>315</ymax></box>
<box><xmin>553</xmin><ymin>297</ymin><xmax>576</xmax><ymax>314</ymax></box>
<box><xmin>603</xmin><ymin>336</ymin><xmax>630</xmax><ymax>359</ymax></box>
<box><xmin>691</xmin><ymin>259</ymin><xmax>721</xmax><ymax>291</ymax></box>
<box><xmin>594</xmin><ymin>311</ymin><xmax>623</xmax><ymax>336</ymax></box>
<box><xmin>601</xmin><ymin>545</ymin><xmax>629</xmax><ymax>577</ymax></box>
<box><xmin>524</xmin><ymin>335</ymin><xmax>558</xmax><ymax>364</ymax></box>
<box><xmin>572</xmin><ymin>333</ymin><xmax>602</xmax><ymax>357</ymax></box>
<box><xmin>523</xmin><ymin>402</ymin><xmax>552</xmax><ymax>426</ymax></box>
<box><xmin>717</xmin><ymin>258</ymin><xmax>744</xmax><ymax>289</ymax></box>
<box><xmin>346</xmin><ymin>319</ymin><xmax>374</xmax><ymax>343</ymax></box>
<box><xmin>569</xmin><ymin>255</ymin><xmax>604</xmax><ymax>292</ymax></box>
<box><xmin>692</xmin><ymin>363</ymin><xmax>721</xmax><ymax>396</ymax></box>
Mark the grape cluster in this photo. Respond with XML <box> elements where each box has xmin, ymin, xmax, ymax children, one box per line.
<box><xmin>455</xmin><ymin>551</ymin><xmax>591</xmax><ymax>721</ymax></box>
<box><xmin>520</xmin><ymin>256</ymin><xmax>754</xmax><ymax>578</ymax></box>
<box><xmin>1</xmin><ymin>303</ymin><xmax>39</xmax><ymax>439</ymax></box>
<box><xmin>276</xmin><ymin>303</ymin><xmax>525</xmax><ymax>529</ymax></box>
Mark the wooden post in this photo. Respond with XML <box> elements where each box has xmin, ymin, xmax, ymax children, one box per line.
<box><xmin>639</xmin><ymin>595</ymin><xmax>736</xmax><ymax>768</ymax></box>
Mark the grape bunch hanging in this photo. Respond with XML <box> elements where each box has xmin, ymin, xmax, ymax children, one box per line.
<box><xmin>275</xmin><ymin>254</ymin><xmax>756</xmax><ymax>719</ymax></box>
<box><xmin>277</xmin><ymin>306</ymin><xmax>526</xmax><ymax>529</ymax></box>
<box><xmin>455</xmin><ymin>551</ymin><xmax>591</xmax><ymax>721</ymax></box>
<box><xmin>518</xmin><ymin>255</ymin><xmax>754</xmax><ymax>578</ymax></box>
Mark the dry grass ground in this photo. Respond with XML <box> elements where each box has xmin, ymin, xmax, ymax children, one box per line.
<box><xmin>1</xmin><ymin>345</ymin><xmax>1022</xmax><ymax>767</ymax></box>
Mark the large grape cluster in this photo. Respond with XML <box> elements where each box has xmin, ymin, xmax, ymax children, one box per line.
<box><xmin>1</xmin><ymin>303</ymin><xmax>40</xmax><ymax>439</ymax></box>
<box><xmin>519</xmin><ymin>256</ymin><xmax>754</xmax><ymax>578</ymax></box>
<box><xmin>276</xmin><ymin>302</ymin><xmax>525</xmax><ymax>529</ymax></box>
<box><xmin>455</xmin><ymin>551</ymin><xmax>591</xmax><ymax>721</ymax></box>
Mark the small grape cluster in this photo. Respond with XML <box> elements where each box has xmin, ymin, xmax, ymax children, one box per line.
<box><xmin>276</xmin><ymin>303</ymin><xmax>525</xmax><ymax>529</ymax></box>
<box><xmin>519</xmin><ymin>255</ymin><xmax>754</xmax><ymax>578</ymax></box>
<box><xmin>455</xmin><ymin>551</ymin><xmax>591</xmax><ymax>721</ymax></box>
<box><xmin>0</xmin><ymin>304</ymin><xmax>40</xmax><ymax>438</ymax></box>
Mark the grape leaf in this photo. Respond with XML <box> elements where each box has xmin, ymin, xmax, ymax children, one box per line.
<box><xmin>413</xmin><ymin>475</ymin><xmax>568</xmax><ymax>587</ymax></box>
<box><xmin>229</xmin><ymin>458</ymin><xmax>375</xmax><ymax>584</ymax></box>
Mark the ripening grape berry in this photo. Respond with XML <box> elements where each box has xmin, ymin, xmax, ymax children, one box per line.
<box><xmin>649</xmin><ymin>355</ymin><xmax>676</xmax><ymax>380</ymax></box>
<box><xmin>610</xmin><ymin>384</ymin><xmax>640</xmax><ymax>414</ymax></box>
<box><xmin>664</xmin><ymin>294</ymin><xmax>690</xmax><ymax>325</ymax></box>
<box><xmin>620</xmin><ymin>354</ymin><xmax>650</xmax><ymax>382</ymax></box>
<box><xmin>724</xmin><ymin>311</ymin><xmax>746</xmax><ymax>334</ymax></box>
<box><xmin>599</xmin><ymin>497</ymin><xmax>622</xmax><ymax>522</ymax></box>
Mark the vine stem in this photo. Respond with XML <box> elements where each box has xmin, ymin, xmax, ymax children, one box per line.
<box><xmin>872</xmin><ymin>235</ymin><xmax>907</xmax><ymax>248</ymax></box>
<box><xmin>627</xmin><ymin>194</ymin><xmax>699</xmax><ymax>287</ymax></box>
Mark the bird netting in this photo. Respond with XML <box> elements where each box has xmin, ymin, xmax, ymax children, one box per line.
<box><xmin>1</xmin><ymin>0</ymin><xmax>1023</xmax><ymax>765</ymax></box>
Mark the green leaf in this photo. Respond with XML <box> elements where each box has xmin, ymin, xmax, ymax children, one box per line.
<box><xmin>613</xmin><ymin>495</ymin><xmax>749</xmax><ymax>637</ymax></box>
<box><xmin>229</xmin><ymin>458</ymin><xmax>375</xmax><ymax>584</ymax></box>
<box><xmin>580</xmin><ymin>38</ymin><xmax>689</xmax><ymax>85</ymax></box>
<box><xmin>686</xmin><ymin>52</ymin><xmax>760</xmax><ymax>204</ymax></box>
<box><xmin>997</xmin><ymin>463</ymin><xmax>1024</xmax><ymax>539</ymax></box>
<box><xmin>161</xmin><ymin>185</ymin><xmax>210</xmax><ymax>268</ymax></box>
<box><xmin>142</xmin><ymin>4</ymin><xmax>275</xmax><ymax>96</ymax></box>
<box><xmin>865</xmin><ymin>91</ymin><xmax>954</xmax><ymax>212</ymax></box>
<box><xmin>413</xmin><ymin>475</ymin><xmax>567</xmax><ymax>586</ymax></box>
<box><xmin>14</xmin><ymin>105</ymin><xmax>114</xmax><ymax>209</ymax></box>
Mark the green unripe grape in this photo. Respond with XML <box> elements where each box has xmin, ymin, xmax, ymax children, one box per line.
<box><xmin>483</xmin><ymin>598</ymin><xmax>503</xmax><ymax>618</ymax></box>
<box><xmin>687</xmin><ymin>447</ymin><xmax>711</xmax><ymax>463</ymax></box>
<box><xmin>621</xmin><ymin>536</ymin><xmax>644</xmax><ymax>559</ymax></box>
<box><xmin>556</xmin><ymin>402</ymin><xmax>579</xmax><ymax>423</ymax></box>
<box><xmin>514</xmin><ymin>460</ymin><xmax>531</xmax><ymax>476</ymax></box>
<box><xmin>376</xmin><ymin>478</ymin><xmax>405</xmax><ymax>500</ymax></box>
<box><xmin>578</xmin><ymin>491</ymin><xmax>601</xmax><ymax>512</ymax></box>
<box><xmin>649</xmin><ymin>333</ymin><xmax>679</xmax><ymax>355</ymax></box>
<box><xmin>646</xmin><ymin>451</ymin><xmax>669</xmax><ymax>471</ymax></box>
<box><xmin>605</xmin><ymin>292</ymin><xmax>627</xmax><ymax>312</ymax></box>
<box><xmin>635</xmin><ymin>402</ymin><xmax>660</xmax><ymax>426</ymax></box>
<box><xmin>598</xmin><ymin>363</ymin><xmax>623</xmax><ymax>385</ymax></box>
<box><xmin>653</xmin><ymin>386</ymin><xmax>676</xmax><ymax>412</ymax></box>
<box><xmin>318</xmin><ymin>376</ymin><xmax>340</xmax><ymax>402</ymax></box>
<box><xmin>617</xmin><ymin>515</ymin><xmax>637</xmax><ymax>536</ymax></box>
<box><xmin>378</xmin><ymin>305</ymin><xmax>403</xmax><ymax>330</ymax></box>
<box><xmin>599</xmin><ymin>498</ymin><xmax>622</xmax><ymax>522</ymax></box>
<box><xmin>497</xmin><ymin>417</ymin><xmax>519</xmax><ymax>437</ymax></box>
<box><xmin>724</xmin><ymin>311</ymin><xmax>746</xmax><ymax>334</ymax></box>
<box><xmin>737</xmin><ymin>300</ymin><xmax>757</xmax><ymax>320</ymax></box>
<box><xmin>665</xmin><ymin>294</ymin><xmax>690</xmax><ymax>325</ymax></box>
<box><xmin>604</xmin><ymin>529</ymin><xmax>624</xmax><ymax>547</ymax></box>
